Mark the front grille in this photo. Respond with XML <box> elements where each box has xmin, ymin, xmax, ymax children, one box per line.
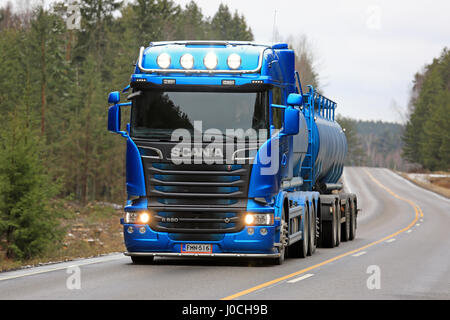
<box><xmin>142</xmin><ymin>160</ymin><xmax>251</xmax><ymax>235</ymax></box>
<box><xmin>150</xmin><ymin>211</ymin><xmax>244</xmax><ymax>234</ymax></box>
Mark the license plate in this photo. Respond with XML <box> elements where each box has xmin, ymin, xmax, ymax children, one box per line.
<box><xmin>181</xmin><ymin>243</ymin><xmax>212</xmax><ymax>254</ymax></box>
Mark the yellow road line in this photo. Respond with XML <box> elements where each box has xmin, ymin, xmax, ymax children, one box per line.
<box><xmin>221</xmin><ymin>169</ymin><xmax>422</xmax><ymax>300</ymax></box>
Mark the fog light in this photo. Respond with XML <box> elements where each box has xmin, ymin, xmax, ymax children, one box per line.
<box><xmin>139</xmin><ymin>226</ymin><xmax>146</xmax><ymax>234</ymax></box>
<box><xmin>260</xmin><ymin>228</ymin><xmax>268</xmax><ymax>236</ymax></box>
<box><xmin>127</xmin><ymin>226</ymin><xmax>134</xmax><ymax>234</ymax></box>
<box><xmin>247</xmin><ymin>227</ymin><xmax>255</xmax><ymax>235</ymax></box>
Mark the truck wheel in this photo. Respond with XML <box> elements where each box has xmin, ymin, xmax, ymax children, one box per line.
<box><xmin>341</xmin><ymin>202</ymin><xmax>350</xmax><ymax>242</ymax></box>
<box><xmin>349</xmin><ymin>201</ymin><xmax>357</xmax><ymax>240</ymax></box>
<box><xmin>131</xmin><ymin>255</ymin><xmax>154</xmax><ymax>264</ymax></box>
<box><xmin>299</xmin><ymin>205</ymin><xmax>309</xmax><ymax>258</ymax></box>
<box><xmin>273</xmin><ymin>209</ymin><xmax>288</xmax><ymax>265</ymax></box>
<box><xmin>308</xmin><ymin>203</ymin><xmax>316</xmax><ymax>256</ymax></box>
<box><xmin>320</xmin><ymin>205</ymin><xmax>336</xmax><ymax>248</ymax></box>
<box><xmin>335</xmin><ymin>201</ymin><xmax>341</xmax><ymax>247</ymax></box>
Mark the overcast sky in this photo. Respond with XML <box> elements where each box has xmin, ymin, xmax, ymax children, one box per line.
<box><xmin>174</xmin><ymin>0</ymin><xmax>449</xmax><ymax>123</ymax></box>
<box><xmin>3</xmin><ymin>0</ymin><xmax>449</xmax><ymax>123</ymax></box>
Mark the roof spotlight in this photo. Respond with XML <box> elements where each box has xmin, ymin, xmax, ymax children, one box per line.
<box><xmin>227</xmin><ymin>53</ymin><xmax>241</xmax><ymax>70</ymax></box>
<box><xmin>203</xmin><ymin>52</ymin><xmax>218</xmax><ymax>70</ymax></box>
<box><xmin>180</xmin><ymin>53</ymin><xmax>194</xmax><ymax>69</ymax></box>
<box><xmin>157</xmin><ymin>53</ymin><xmax>171</xmax><ymax>69</ymax></box>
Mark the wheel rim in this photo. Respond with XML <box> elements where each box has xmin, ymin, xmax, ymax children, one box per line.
<box><xmin>310</xmin><ymin>205</ymin><xmax>315</xmax><ymax>251</ymax></box>
<box><xmin>332</xmin><ymin>204</ymin><xmax>337</xmax><ymax>246</ymax></box>
<box><xmin>346</xmin><ymin>204</ymin><xmax>350</xmax><ymax>239</ymax></box>
<box><xmin>278</xmin><ymin>210</ymin><xmax>288</xmax><ymax>261</ymax></box>
<box><xmin>304</xmin><ymin>207</ymin><xmax>309</xmax><ymax>254</ymax></box>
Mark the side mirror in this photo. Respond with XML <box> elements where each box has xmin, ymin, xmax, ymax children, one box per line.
<box><xmin>287</xmin><ymin>93</ymin><xmax>302</xmax><ymax>106</ymax></box>
<box><xmin>108</xmin><ymin>91</ymin><xmax>120</xmax><ymax>104</ymax></box>
<box><xmin>281</xmin><ymin>107</ymin><xmax>300</xmax><ymax>136</ymax></box>
<box><xmin>108</xmin><ymin>104</ymin><xmax>121</xmax><ymax>133</ymax></box>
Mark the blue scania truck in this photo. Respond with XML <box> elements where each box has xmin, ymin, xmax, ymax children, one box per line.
<box><xmin>107</xmin><ymin>41</ymin><xmax>358</xmax><ymax>265</ymax></box>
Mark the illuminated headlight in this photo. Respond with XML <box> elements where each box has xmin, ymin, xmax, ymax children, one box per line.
<box><xmin>227</xmin><ymin>53</ymin><xmax>241</xmax><ymax>70</ymax></box>
<box><xmin>244</xmin><ymin>213</ymin><xmax>274</xmax><ymax>226</ymax></box>
<box><xmin>180</xmin><ymin>53</ymin><xmax>194</xmax><ymax>69</ymax></box>
<box><xmin>203</xmin><ymin>52</ymin><xmax>218</xmax><ymax>70</ymax></box>
<box><xmin>157</xmin><ymin>53</ymin><xmax>171</xmax><ymax>69</ymax></box>
<box><xmin>139</xmin><ymin>212</ymin><xmax>150</xmax><ymax>224</ymax></box>
<box><xmin>125</xmin><ymin>211</ymin><xmax>151</xmax><ymax>224</ymax></box>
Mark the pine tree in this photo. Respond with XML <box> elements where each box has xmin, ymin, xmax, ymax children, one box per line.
<box><xmin>209</xmin><ymin>4</ymin><xmax>253</xmax><ymax>41</ymax></box>
<box><xmin>0</xmin><ymin>108</ymin><xmax>62</xmax><ymax>260</ymax></box>
<box><xmin>336</xmin><ymin>116</ymin><xmax>366</xmax><ymax>166</ymax></box>
<box><xmin>403</xmin><ymin>47</ymin><xmax>449</xmax><ymax>170</ymax></box>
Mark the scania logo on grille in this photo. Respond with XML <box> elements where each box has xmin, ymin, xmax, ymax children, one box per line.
<box><xmin>224</xmin><ymin>217</ymin><xmax>231</xmax><ymax>224</ymax></box>
<box><xmin>171</xmin><ymin>147</ymin><xmax>224</xmax><ymax>158</ymax></box>
<box><xmin>227</xmin><ymin>165</ymin><xmax>232</xmax><ymax>171</ymax></box>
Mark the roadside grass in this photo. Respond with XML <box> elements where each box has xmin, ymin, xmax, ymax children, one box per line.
<box><xmin>0</xmin><ymin>201</ymin><xmax>125</xmax><ymax>272</ymax></box>
<box><xmin>398</xmin><ymin>171</ymin><xmax>450</xmax><ymax>198</ymax></box>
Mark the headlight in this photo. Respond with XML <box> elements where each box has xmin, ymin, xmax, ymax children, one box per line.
<box><xmin>180</xmin><ymin>53</ymin><xmax>194</xmax><ymax>69</ymax></box>
<box><xmin>203</xmin><ymin>52</ymin><xmax>218</xmax><ymax>70</ymax></box>
<box><xmin>125</xmin><ymin>211</ymin><xmax>151</xmax><ymax>224</ymax></box>
<box><xmin>244</xmin><ymin>213</ymin><xmax>274</xmax><ymax>225</ymax></box>
<box><xmin>157</xmin><ymin>53</ymin><xmax>171</xmax><ymax>69</ymax></box>
<box><xmin>227</xmin><ymin>53</ymin><xmax>241</xmax><ymax>70</ymax></box>
<box><xmin>139</xmin><ymin>212</ymin><xmax>150</xmax><ymax>224</ymax></box>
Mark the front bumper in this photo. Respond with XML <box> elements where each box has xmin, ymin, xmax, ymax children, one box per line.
<box><xmin>124</xmin><ymin>251</ymin><xmax>280</xmax><ymax>258</ymax></box>
<box><xmin>122</xmin><ymin>223</ymin><xmax>278</xmax><ymax>255</ymax></box>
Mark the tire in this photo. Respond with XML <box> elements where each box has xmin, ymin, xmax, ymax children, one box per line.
<box><xmin>320</xmin><ymin>204</ymin><xmax>336</xmax><ymax>248</ymax></box>
<box><xmin>308</xmin><ymin>203</ymin><xmax>316</xmax><ymax>256</ymax></box>
<box><xmin>131</xmin><ymin>255</ymin><xmax>154</xmax><ymax>264</ymax></box>
<box><xmin>299</xmin><ymin>205</ymin><xmax>309</xmax><ymax>258</ymax></box>
<box><xmin>349</xmin><ymin>201</ymin><xmax>357</xmax><ymax>240</ymax></box>
<box><xmin>341</xmin><ymin>201</ymin><xmax>350</xmax><ymax>242</ymax></box>
<box><xmin>273</xmin><ymin>207</ymin><xmax>288</xmax><ymax>265</ymax></box>
<box><xmin>335</xmin><ymin>200</ymin><xmax>341</xmax><ymax>247</ymax></box>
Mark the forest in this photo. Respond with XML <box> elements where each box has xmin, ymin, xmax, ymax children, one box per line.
<box><xmin>0</xmin><ymin>0</ymin><xmax>447</xmax><ymax>264</ymax></box>
<box><xmin>0</xmin><ymin>0</ymin><xmax>256</xmax><ymax>261</ymax></box>
<box><xmin>402</xmin><ymin>48</ymin><xmax>449</xmax><ymax>172</ymax></box>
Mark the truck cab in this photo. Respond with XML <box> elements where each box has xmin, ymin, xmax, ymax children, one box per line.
<box><xmin>107</xmin><ymin>41</ymin><xmax>357</xmax><ymax>265</ymax></box>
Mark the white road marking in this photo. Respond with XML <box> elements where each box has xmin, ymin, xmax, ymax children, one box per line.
<box><xmin>416</xmin><ymin>223</ymin><xmax>421</xmax><ymax>226</ymax></box>
<box><xmin>0</xmin><ymin>254</ymin><xmax>125</xmax><ymax>281</ymax></box>
<box><xmin>386</xmin><ymin>238</ymin><xmax>396</xmax><ymax>243</ymax></box>
<box><xmin>420</xmin><ymin>219</ymin><xmax>423</xmax><ymax>222</ymax></box>
<box><xmin>407</xmin><ymin>230</ymin><xmax>413</xmax><ymax>233</ymax></box>
<box><xmin>287</xmin><ymin>273</ymin><xmax>314</xmax><ymax>283</ymax></box>
<box><xmin>352</xmin><ymin>251</ymin><xmax>367</xmax><ymax>257</ymax></box>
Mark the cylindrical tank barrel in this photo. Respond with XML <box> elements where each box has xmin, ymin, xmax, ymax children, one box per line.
<box><xmin>313</xmin><ymin>117</ymin><xmax>347</xmax><ymax>185</ymax></box>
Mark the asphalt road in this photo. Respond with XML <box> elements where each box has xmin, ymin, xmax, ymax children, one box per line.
<box><xmin>0</xmin><ymin>167</ymin><xmax>449</xmax><ymax>300</ymax></box>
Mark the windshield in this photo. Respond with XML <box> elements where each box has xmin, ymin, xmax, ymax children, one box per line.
<box><xmin>130</xmin><ymin>90</ymin><xmax>268</xmax><ymax>140</ymax></box>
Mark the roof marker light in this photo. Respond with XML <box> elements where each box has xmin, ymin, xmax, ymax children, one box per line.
<box><xmin>180</xmin><ymin>53</ymin><xmax>194</xmax><ymax>69</ymax></box>
<box><xmin>157</xmin><ymin>53</ymin><xmax>171</xmax><ymax>69</ymax></box>
<box><xmin>203</xmin><ymin>52</ymin><xmax>218</xmax><ymax>70</ymax></box>
<box><xmin>227</xmin><ymin>53</ymin><xmax>241</xmax><ymax>70</ymax></box>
